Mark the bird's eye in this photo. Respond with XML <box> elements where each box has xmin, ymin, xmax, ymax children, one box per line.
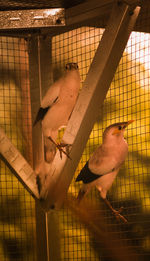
<box><xmin>118</xmin><ymin>126</ymin><xmax>122</xmax><ymax>130</ymax></box>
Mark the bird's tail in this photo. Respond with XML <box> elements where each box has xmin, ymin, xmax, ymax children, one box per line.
<box><xmin>44</xmin><ymin>137</ymin><xmax>56</xmax><ymax>163</ymax></box>
<box><xmin>77</xmin><ymin>189</ymin><xmax>86</xmax><ymax>203</ymax></box>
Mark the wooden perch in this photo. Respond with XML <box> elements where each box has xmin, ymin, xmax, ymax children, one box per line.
<box><xmin>0</xmin><ymin>127</ymin><xmax>39</xmax><ymax>199</ymax></box>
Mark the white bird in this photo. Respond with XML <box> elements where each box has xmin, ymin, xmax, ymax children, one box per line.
<box><xmin>76</xmin><ymin>120</ymin><xmax>134</xmax><ymax>223</ymax></box>
<box><xmin>34</xmin><ymin>62</ymin><xmax>80</xmax><ymax>163</ymax></box>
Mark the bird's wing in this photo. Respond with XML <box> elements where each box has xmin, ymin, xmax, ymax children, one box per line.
<box><xmin>76</xmin><ymin>161</ymin><xmax>103</xmax><ymax>184</ymax></box>
<box><xmin>33</xmin><ymin>79</ymin><xmax>62</xmax><ymax>126</ymax></box>
<box><xmin>88</xmin><ymin>145</ymin><xmax>118</xmax><ymax>176</ymax></box>
<box><xmin>76</xmin><ymin>145</ymin><xmax>121</xmax><ymax>184</ymax></box>
<box><xmin>33</xmin><ymin>107</ymin><xmax>50</xmax><ymax>126</ymax></box>
<box><xmin>41</xmin><ymin>79</ymin><xmax>61</xmax><ymax>108</ymax></box>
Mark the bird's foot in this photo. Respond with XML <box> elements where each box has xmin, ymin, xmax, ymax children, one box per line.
<box><xmin>112</xmin><ymin>207</ymin><xmax>128</xmax><ymax>224</ymax></box>
<box><xmin>103</xmin><ymin>198</ymin><xmax>127</xmax><ymax>224</ymax></box>
<box><xmin>48</xmin><ymin>136</ymin><xmax>72</xmax><ymax>159</ymax></box>
<box><xmin>56</xmin><ymin>142</ymin><xmax>72</xmax><ymax>159</ymax></box>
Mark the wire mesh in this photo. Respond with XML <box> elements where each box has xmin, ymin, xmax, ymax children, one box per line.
<box><xmin>51</xmin><ymin>5</ymin><xmax>150</xmax><ymax>261</ymax></box>
<box><xmin>52</xmin><ymin>27</ymin><xmax>104</xmax><ymax>261</ymax></box>
<box><xmin>0</xmin><ymin>2</ymin><xmax>150</xmax><ymax>261</ymax></box>
<box><xmin>0</xmin><ymin>37</ymin><xmax>36</xmax><ymax>261</ymax></box>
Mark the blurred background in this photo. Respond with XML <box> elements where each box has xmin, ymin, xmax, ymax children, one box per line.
<box><xmin>0</xmin><ymin>1</ymin><xmax>150</xmax><ymax>261</ymax></box>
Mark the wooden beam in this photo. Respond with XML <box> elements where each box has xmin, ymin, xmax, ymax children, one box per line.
<box><xmin>46</xmin><ymin>210</ymin><xmax>61</xmax><ymax>261</ymax></box>
<box><xmin>0</xmin><ymin>127</ymin><xmax>39</xmax><ymax>199</ymax></box>
<box><xmin>41</xmin><ymin>0</ymin><xmax>142</xmax><ymax>37</ymax></box>
<box><xmin>0</xmin><ymin>0</ymin><xmax>145</xmax><ymax>37</ymax></box>
<box><xmin>65</xmin><ymin>0</ymin><xmax>141</xmax><ymax>26</ymax></box>
<box><xmin>65</xmin><ymin>0</ymin><xmax>113</xmax><ymax>26</ymax></box>
<box><xmin>40</xmin><ymin>2</ymin><xmax>141</xmax><ymax>210</ymax></box>
<box><xmin>29</xmin><ymin>35</ymin><xmax>61</xmax><ymax>261</ymax></box>
<box><xmin>29</xmin><ymin>35</ymin><xmax>48</xmax><ymax>261</ymax></box>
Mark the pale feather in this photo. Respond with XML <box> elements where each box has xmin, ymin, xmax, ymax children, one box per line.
<box><xmin>41</xmin><ymin>79</ymin><xmax>61</xmax><ymax>108</ymax></box>
<box><xmin>42</xmin><ymin>69</ymin><xmax>80</xmax><ymax>138</ymax></box>
<box><xmin>89</xmin><ymin>139</ymin><xmax>128</xmax><ymax>175</ymax></box>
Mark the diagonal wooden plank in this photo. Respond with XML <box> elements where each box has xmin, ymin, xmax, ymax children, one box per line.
<box><xmin>0</xmin><ymin>127</ymin><xmax>39</xmax><ymax>199</ymax></box>
<box><xmin>40</xmin><ymin>2</ymin><xmax>141</xmax><ymax>210</ymax></box>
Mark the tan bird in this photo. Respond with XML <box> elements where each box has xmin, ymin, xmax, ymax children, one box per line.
<box><xmin>34</xmin><ymin>63</ymin><xmax>80</xmax><ymax>163</ymax></box>
<box><xmin>76</xmin><ymin>121</ymin><xmax>134</xmax><ymax>223</ymax></box>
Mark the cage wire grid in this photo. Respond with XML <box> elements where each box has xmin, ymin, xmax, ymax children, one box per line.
<box><xmin>0</xmin><ymin>3</ymin><xmax>150</xmax><ymax>261</ymax></box>
<box><xmin>52</xmin><ymin>26</ymin><xmax>104</xmax><ymax>260</ymax></box>
<box><xmin>0</xmin><ymin>37</ymin><xmax>36</xmax><ymax>261</ymax></box>
<box><xmin>51</xmin><ymin>12</ymin><xmax>150</xmax><ymax>261</ymax></box>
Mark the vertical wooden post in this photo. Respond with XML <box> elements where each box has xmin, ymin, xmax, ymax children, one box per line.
<box><xmin>28</xmin><ymin>35</ymin><xmax>47</xmax><ymax>261</ymax></box>
<box><xmin>29</xmin><ymin>35</ymin><xmax>61</xmax><ymax>261</ymax></box>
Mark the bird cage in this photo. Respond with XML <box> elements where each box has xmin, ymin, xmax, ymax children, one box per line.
<box><xmin>0</xmin><ymin>0</ymin><xmax>149</xmax><ymax>260</ymax></box>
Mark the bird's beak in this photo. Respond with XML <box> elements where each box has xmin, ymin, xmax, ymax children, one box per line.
<box><xmin>112</xmin><ymin>120</ymin><xmax>134</xmax><ymax>135</ymax></box>
<box><xmin>125</xmin><ymin>119</ymin><xmax>134</xmax><ymax>126</ymax></box>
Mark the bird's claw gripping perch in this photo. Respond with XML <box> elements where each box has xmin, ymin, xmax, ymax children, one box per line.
<box><xmin>48</xmin><ymin>136</ymin><xmax>72</xmax><ymax>159</ymax></box>
<box><xmin>112</xmin><ymin>207</ymin><xmax>128</xmax><ymax>224</ymax></box>
<box><xmin>57</xmin><ymin>143</ymin><xmax>72</xmax><ymax>159</ymax></box>
<box><xmin>104</xmin><ymin>199</ymin><xmax>128</xmax><ymax>224</ymax></box>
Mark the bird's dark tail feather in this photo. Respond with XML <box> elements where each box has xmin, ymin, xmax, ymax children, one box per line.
<box><xmin>36</xmin><ymin>175</ymin><xmax>42</xmax><ymax>195</ymax></box>
<box><xmin>77</xmin><ymin>189</ymin><xmax>86</xmax><ymax>203</ymax></box>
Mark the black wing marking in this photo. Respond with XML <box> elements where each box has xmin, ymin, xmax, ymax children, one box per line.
<box><xmin>33</xmin><ymin>96</ymin><xmax>59</xmax><ymax>126</ymax></box>
<box><xmin>33</xmin><ymin>106</ymin><xmax>50</xmax><ymax>126</ymax></box>
<box><xmin>76</xmin><ymin>161</ymin><xmax>102</xmax><ymax>184</ymax></box>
